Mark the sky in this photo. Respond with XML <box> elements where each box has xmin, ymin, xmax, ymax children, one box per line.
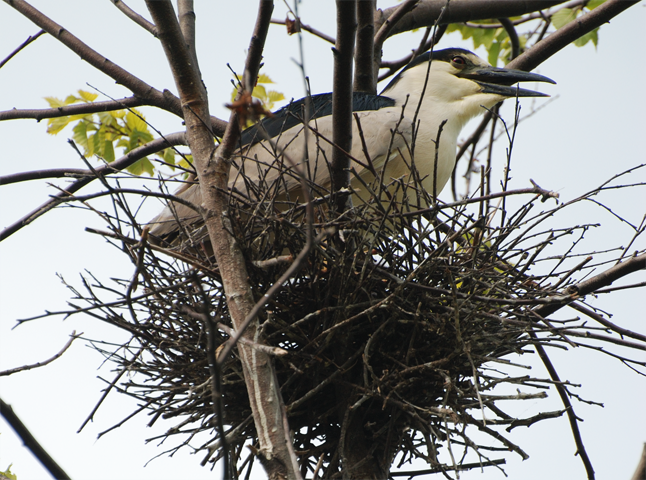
<box><xmin>1</xmin><ymin>1</ymin><xmax>645</xmax><ymax>480</ymax></box>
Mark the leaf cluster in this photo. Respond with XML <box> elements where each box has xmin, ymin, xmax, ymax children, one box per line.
<box><xmin>44</xmin><ymin>90</ymin><xmax>187</xmax><ymax>176</ymax></box>
<box><xmin>447</xmin><ymin>0</ymin><xmax>605</xmax><ymax>66</ymax></box>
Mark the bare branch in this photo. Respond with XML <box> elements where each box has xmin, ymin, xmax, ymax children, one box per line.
<box><xmin>110</xmin><ymin>0</ymin><xmax>157</xmax><ymax>36</ymax></box>
<box><xmin>498</xmin><ymin>17</ymin><xmax>519</xmax><ymax>59</ymax></box>
<box><xmin>0</xmin><ymin>397</ymin><xmax>72</xmax><ymax>480</ymax></box>
<box><xmin>0</xmin><ymin>331</ymin><xmax>78</xmax><ymax>376</ymax></box>
<box><xmin>507</xmin><ymin>0</ymin><xmax>640</xmax><ymax>73</ymax></box>
<box><xmin>354</xmin><ymin>0</ymin><xmax>376</xmax><ymax>93</ymax></box>
<box><xmin>0</xmin><ymin>96</ymin><xmax>145</xmax><ymax>121</ymax></box>
<box><xmin>177</xmin><ymin>0</ymin><xmax>198</xmax><ymax>67</ymax></box>
<box><xmin>531</xmin><ymin>336</ymin><xmax>595</xmax><ymax>479</ymax></box>
<box><xmin>377</xmin><ymin>23</ymin><xmax>446</xmax><ymax>83</ymax></box>
<box><xmin>146</xmin><ymin>2</ymin><xmax>302</xmax><ymax>478</ymax></box>
<box><xmin>270</xmin><ymin>17</ymin><xmax>335</xmax><ymax>44</ymax></box>
<box><xmin>331</xmin><ymin>0</ymin><xmax>357</xmax><ymax>213</ymax></box>
<box><xmin>0</xmin><ymin>132</ymin><xmax>186</xmax><ymax>242</ymax></box>
<box><xmin>0</xmin><ymin>28</ymin><xmax>45</xmax><ymax>69</ymax></box>
<box><xmin>374</xmin><ymin>0</ymin><xmax>419</xmax><ymax>49</ymax></box>
<box><xmin>1</xmin><ymin>168</ymin><xmax>91</xmax><ymax>185</ymax></box>
<box><xmin>535</xmin><ymin>253</ymin><xmax>646</xmax><ymax>319</ymax></box>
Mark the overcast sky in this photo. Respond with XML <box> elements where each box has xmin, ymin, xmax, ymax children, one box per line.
<box><xmin>1</xmin><ymin>2</ymin><xmax>645</xmax><ymax>480</ymax></box>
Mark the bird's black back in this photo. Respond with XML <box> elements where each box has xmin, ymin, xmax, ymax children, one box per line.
<box><xmin>240</xmin><ymin>91</ymin><xmax>396</xmax><ymax>148</ymax></box>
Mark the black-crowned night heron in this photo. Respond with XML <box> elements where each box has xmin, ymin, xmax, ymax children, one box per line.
<box><xmin>149</xmin><ymin>48</ymin><xmax>554</xmax><ymax>238</ymax></box>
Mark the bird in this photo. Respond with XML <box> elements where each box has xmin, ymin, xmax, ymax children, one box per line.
<box><xmin>149</xmin><ymin>47</ymin><xmax>554</xmax><ymax>240</ymax></box>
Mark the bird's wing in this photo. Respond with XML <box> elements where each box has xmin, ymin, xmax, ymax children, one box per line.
<box><xmin>148</xmin><ymin>103</ymin><xmax>414</xmax><ymax>239</ymax></box>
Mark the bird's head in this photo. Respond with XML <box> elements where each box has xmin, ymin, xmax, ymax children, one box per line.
<box><xmin>381</xmin><ymin>48</ymin><xmax>555</xmax><ymax>122</ymax></box>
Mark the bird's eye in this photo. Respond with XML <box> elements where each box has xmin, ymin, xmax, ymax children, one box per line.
<box><xmin>451</xmin><ymin>56</ymin><xmax>466</xmax><ymax>67</ymax></box>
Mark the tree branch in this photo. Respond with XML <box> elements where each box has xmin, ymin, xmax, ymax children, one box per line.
<box><xmin>110</xmin><ymin>0</ymin><xmax>157</xmax><ymax>36</ymax></box>
<box><xmin>0</xmin><ymin>28</ymin><xmax>45</xmax><ymax>69</ymax></box>
<box><xmin>0</xmin><ymin>397</ymin><xmax>72</xmax><ymax>480</ymax></box>
<box><xmin>0</xmin><ymin>331</ymin><xmax>78</xmax><ymax>377</ymax></box>
<box><xmin>331</xmin><ymin>0</ymin><xmax>357</xmax><ymax>213</ymax></box>
<box><xmin>534</xmin><ymin>253</ymin><xmax>646</xmax><ymax>319</ymax></box>
<box><xmin>0</xmin><ymin>132</ymin><xmax>186</xmax><ymax>242</ymax></box>
<box><xmin>2</xmin><ymin>0</ymin><xmax>228</xmax><ymax>135</ymax></box>
<box><xmin>506</xmin><ymin>0</ymin><xmax>640</xmax><ymax>73</ymax></box>
<box><xmin>270</xmin><ymin>17</ymin><xmax>335</xmax><ymax>44</ymax></box>
<box><xmin>374</xmin><ymin>0</ymin><xmax>419</xmax><ymax>48</ymax></box>
<box><xmin>375</xmin><ymin>0</ymin><xmax>566</xmax><ymax>38</ymax></box>
<box><xmin>145</xmin><ymin>2</ymin><xmax>301</xmax><ymax>479</ymax></box>
<box><xmin>353</xmin><ymin>0</ymin><xmax>376</xmax><ymax>93</ymax></box>
<box><xmin>0</xmin><ymin>96</ymin><xmax>145</xmax><ymax>121</ymax></box>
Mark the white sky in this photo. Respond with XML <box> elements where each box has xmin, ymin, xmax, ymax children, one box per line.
<box><xmin>1</xmin><ymin>1</ymin><xmax>645</xmax><ymax>480</ymax></box>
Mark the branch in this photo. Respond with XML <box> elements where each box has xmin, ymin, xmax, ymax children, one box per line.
<box><xmin>377</xmin><ymin>23</ymin><xmax>446</xmax><ymax>83</ymax></box>
<box><xmin>506</xmin><ymin>0</ymin><xmax>640</xmax><ymax>72</ymax></box>
<box><xmin>531</xmin><ymin>336</ymin><xmax>595</xmax><ymax>479</ymax></box>
<box><xmin>0</xmin><ymin>28</ymin><xmax>45</xmax><ymax>69</ymax></box>
<box><xmin>528</xmin><ymin>254</ymin><xmax>646</xmax><ymax>480</ymax></box>
<box><xmin>331</xmin><ymin>0</ymin><xmax>357</xmax><ymax>212</ymax></box>
<box><xmin>0</xmin><ymin>332</ymin><xmax>78</xmax><ymax>376</ymax></box>
<box><xmin>374</xmin><ymin>0</ymin><xmax>419</xmax><ymax>48</ymax></box>
<box><xmin>0</xmin><ymin>397</ymin><xmax>72</xmax><ymax>480</ymax></box>
<box><xmin>498</xmin><ymin>17</ymin><xmax>519</xmax><ymax>60</ymax></box>
<box><xmin>110</xmin><ymin>0</ymin><xmax>158</xmax><ymax>36</ymax></box>
<box><xmin>270</xmin><ymin>17</ymin><xmax>335</xmax><ymax>44</ymax></box>
<box><xmin>2</xmin><ymin>0</ymin><xmax>228</xmax><ymax>135</ymax></box>
<box><xmin>0</xmin><ymin>96</ymin><xmax>145</xmax><ymax>121</ymax></box>
<box><xmin>1</xmin><ymin>168</ymin><xmax>92</xmax><ymax>185</ymax></box>
<box><xmin>353</xmin><ymin>0</ymin><xmax>376</xmax><ymax>93</ymax></box>
<box><xmin>534</xmin><ymin>253</ymin><xmax>646</xmax><ymax>319</ymax></box>
<box><xmin>375</xmin><ymin>0</ymin><xmax>566</xmax><ymax>38</ymax></box>
<box><xmin>177</xmin><ymin>0</ymin><xmax>198</xmax><ymax>68</ymax></box>
<box><xmin>145</xmin><ymin>2</ymin><xmax>301</xmax><ymax>479</ymax></box>
<box><xmin>0</xmin><ymin>132</ymin><xmax>186</xmax><ymax>242</ymax></box>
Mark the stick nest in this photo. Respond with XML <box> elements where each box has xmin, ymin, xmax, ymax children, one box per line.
<box><xmin>71</xmin><ymin>166</ymin><xmax>644</xmax><ymax>478</ymax></box>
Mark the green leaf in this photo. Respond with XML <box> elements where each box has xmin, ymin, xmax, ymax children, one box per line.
<box><xmin>252</xmin><ymin>84</ymin><xmax>268</xmax><ymax>101</ymax></box>
<box><xmin>128</xmin><ymin>157</ymin><xmax>154</xmax><ymax>176</ymax></box>
<box><xmin>471</xmin><ymin>27</ymin><xmax>497</xmax><ymax>50</ymax></box>
<box><xmin>160</xmin><ymin>148</ymin><xmax>176</xmax><ymax>167</ymax></box>
<box><xmin>44</xmin><ymin>96</ymin><xmax>65</xmax><ymax>108</ymax></box>
<box><xmin>552</xmin><ymin>8</ymin><xmax>577</xmax><ymax>29</ymax></box>
<box><xmin>46</xmin><ymin>116</ymin><xmax>72</xmax><ymax>135</ymax></box>
<box><xmin>77</xmin><ymin>89</ymin><xmax>98</xmax><ymax>102</ymax></box>
<box><xmin>125</xmin><ymin>110</ymin><xmax>148</xmax><ymax>133</ymax></box>
<box><xmin>88</xmin><ymin>130</ymin><xmax>103</xmax><ymax>157</ymax></box>
<box><xmin>487</xmin><ymin>42</ymin><xmax>501</xmax><ymax>67</ymax></box>
<box><xmin>178</xmin><ymin>154</ymin><xmax>193</xmax><ymax>170</ymax></box>
<box><xmin>586</xmin><ymin>0</ymin><xmax>606</xmax><ymax>9</ymax></box>
<box><xmin>63</xmin><ymin>94</ymin><xmax>81</xmax><ymax>105</ymax></box>
<box><xmin>450</xmin><ymin>24</ymin><xmax>474</xmax><ymax>41</ymax></box>
<box><xmin>72</xmin><ymin>121</ymin><xmax>89</xmax><ymax>151</ymax></box>
<box><xmin>257</xmin><ymin>73</ymin><xmax>275</xmax><ymax>84</ymax></box>
<box><xmin>103</xmin><ymin>139</ymin><xmax>115</xmax><ymax>162</ymax></box>
<box><xmin>0</xmin><ymin>464</ymin><xmax>17</xmax><ymax>480</ymax></box>
<box><xmin>97</xmin><ymin>111</ymin><xmax>119</xmax><ymax>130</ymax></box>
<box><xmin>573</xmin><ymin>27</ymin><xmax>598</xmax><ymax>48</ymax></box>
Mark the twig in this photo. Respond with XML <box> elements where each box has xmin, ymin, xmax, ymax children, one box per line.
<box><xmin>270</xmin><ymin>17</ymin><xmax>335</xmax><ymax>44</ymax></box>
<box><xmin>0</xmin><ymin>95</ymin><xmax>145</xmax><ymax>121</ymax></box>
<box><xmin>0</xmin><ymin>331</ymin><xmax>79</xmax><ymax>376</ymax></box>
<box><xmin>0</xmin><ymin>28</ymin><xmax>45</xmax><ymax>69</ymax></box>
<box><xmin>110</xmin><ymin>0</ymin><xmax>158</xmax><ymax>36</ymax></box>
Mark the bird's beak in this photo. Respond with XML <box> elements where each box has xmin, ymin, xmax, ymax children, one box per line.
<box><xmin>460</xmin><ymin>65</ymin><xmax>556</xmax><ymax>98</ymax></box>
